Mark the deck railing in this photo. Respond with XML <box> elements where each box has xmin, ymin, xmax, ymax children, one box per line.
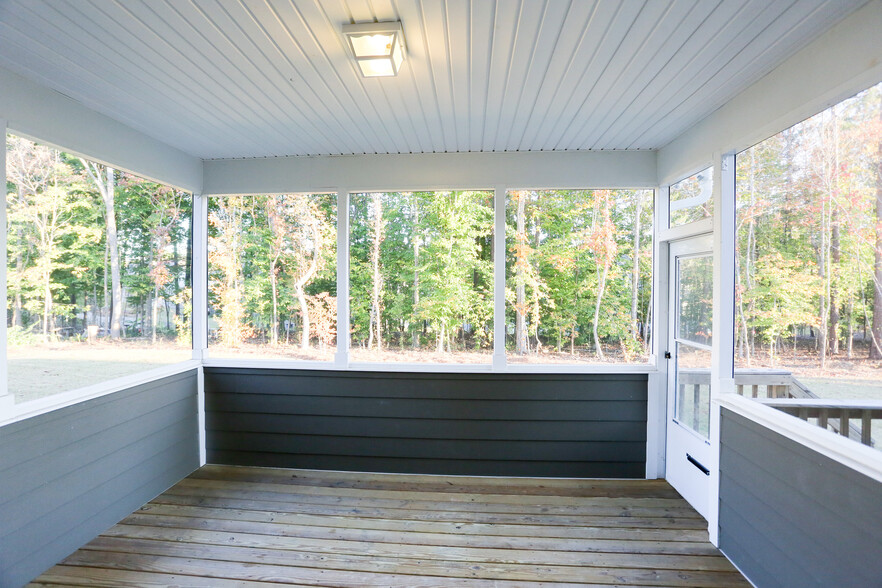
<box><xmin>734</xmin><ymin>370</ymin><xmax>880</xmax><ymax>448</ymax></box>
<box><xmin>755</xmin><ymin>399</ymin><xmax>882</xmax><ymax>447</ymax></box>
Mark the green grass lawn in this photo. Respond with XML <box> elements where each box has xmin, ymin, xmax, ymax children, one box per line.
<box><xmin>9</xmin><ymin>343</ymin><xmax>190</xmax><ymax>404</ymax></box>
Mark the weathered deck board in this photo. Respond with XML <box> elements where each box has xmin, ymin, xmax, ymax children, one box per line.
<box><xmin>30</xmin><ymin>466</ymin><xmax>749</xmax><ymax>587</ymax></box>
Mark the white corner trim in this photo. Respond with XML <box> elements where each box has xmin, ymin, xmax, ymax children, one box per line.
<box><xmin>0</xmin><ymin>360</ymin><xmax>201</xmax><ymax>428</ymax></box>
<box><xmin>717</xmin><ymin>393</ymin><xmax>882</xmax><ymax>484</ymax></box>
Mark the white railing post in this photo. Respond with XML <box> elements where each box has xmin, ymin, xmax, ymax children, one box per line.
<box><xmin>335</xmin><ymin>189</ymin><xmax>350</xmax><ymax>369</ymax></box>
<box><xmin>0</xmin><ymin>119</ymin><xmax>12</xmax><ymax>412</ymax></box>
<box><xmin>493</xmin><ymin>185</ymin><xmax>506</xmax><ymax>371</ymax></box>
<box><xmin>191</xmin><ymin>193</ymin><xmax>208</xmax><ymax>359</ymax></box>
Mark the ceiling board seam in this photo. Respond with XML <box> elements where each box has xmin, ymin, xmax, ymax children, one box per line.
<box><xmin>442</xmin><ymin>0</ymin><xmax>459</xmax><ymax>151</ymax></box>
<box><xmin>600</xmin><ymin>0</ymin><xmax>755</xmax><ymax>148</ymax></box>
<box><xmin>569</xmin><ymin>0</ymin><xmax>679</xmax><ymax>149</ymax></box>
<box><xmin>0</xmin><ymin>15</ymin><xmax>220</xmax><ymax>155</ymax></box>
<box><xmin>508</xmin><ymin>0</ymin><xmax>573</xmax><ymax>151</ymax></box>
<box><xmin>499</xmin><ymin>0</ymin><xmax>550</xmax><ymax>150</ymax></box>
<box><xmin>491</xmin><ymin>0</ymin><xmax>527</xmax><ymax>151</ymax></box>
<box><xmin>517</xmin><ymin>0</ymin><xmax>599</xmax><ymax>151</ymax></box>
<box><xmin>631</xmin><ymin>0</ymin><xmax>802</xmax><ymax>148</ymax></box>
<box><xmin>98</xmin><ymin>0</ymin><xmax>295</xmax><ymax>153</ymax></box>
<box><xmin>551</xmin><ymin>2</ymin><xmax>645</xmax><ymax>150</ymax></box>
<box><xmin>415</xmin><ymin>0</ymin><xmax>451</xmax><ymax>152</ymax></box>
<box><xmin>172</xmin><ymin>0</ymin><xmax>340</xmax><ymax>155</ymax></box>
<box><xmin>639</xmin><ymin>0</ymin><xmax>838</xmax><ymax>149</ymax></box>
<box><xmin>478</xmin><ymin>0</ymin><xmax>496</xmax><ymax>152</ymax></box>
<box><xmin>588</xmin><ymin>0</ymin><xmax>712</xmax><ymax>149</ymax></box>
<box><xmin>532</xmin><ymin>1</ymin><xmax>622</xmax><ymax>150</ymax></box>
<box><xmin>250</xmin><ymin>0</ymin><xmax>381</xmax><ymax>152</ymax></box>
<box><xmin>63</xmin><ymin>0</ymin><xmax>271</xmax><ymax>155</ymax></box>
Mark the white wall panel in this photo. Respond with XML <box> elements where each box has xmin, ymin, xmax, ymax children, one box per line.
<box><xmin>658</xmin><ymin>0</ymin><xmax>882</xmax><ymax>184</ymax></box>
<box><xmin>202</xmin><ymin>150</ymin><xmax>657</xmax><ymax>195</ymax></box>
<box><xmin>0</xmin><ymin>66</ymin><xmax>202</xmax><ymax>192</ymax></box>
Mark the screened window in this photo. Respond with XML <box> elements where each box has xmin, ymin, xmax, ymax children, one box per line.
<box><xmin>6</xmin><ymin>133</ymin><xmax>192</xmax><ymax>403</ymax></box>
<box><xmin>349</xmin><ymin>191</ymin><xmax>493</xmax><ymax>364</ymax></box>
<box><xmin>207</xmin><ymin>194</ymin><xmax>337</xmax><ymax>361</ymax></box>
<box><xmin>669</xmin><ymin>167</ymin><xmax>713</xmax><ymax>227</ymax></box>
<box><xmin>505</xmin><ymin>189</ymin><xmax>653</xmax><ymax>364</ymax></box>
<box><xmin>735</xmin><ymin>81</ymin><xmax>882</xmax><ymax>401</ymax></box>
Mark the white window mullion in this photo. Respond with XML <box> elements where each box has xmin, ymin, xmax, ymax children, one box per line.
<box><xmin>493</xmin><ymin>185</ymin><xmax>506</xmax><ymax>371</ymax></box>
<box><xmin>708</xmin><ymin>151</ymin><xmax>736</xmax><ymax>545</ymax></box>
<box><xmin>191</xmin><ymin>193</ymin><xmax>209</xmax><ymax>359</ymax></box>
<box><xmin>647</xmin><ymin>186</ymin><xmax>668</xmax><ymax>479</ymax></box>
<box><xmin>0</xmin><ymin>118</ymin><xmax>11</xmax><ymax>411</ymax></box>
<box><xmin>335</xmin><ymin>189</ymin><xmax>351</xmax><ymax>369</ymax></box>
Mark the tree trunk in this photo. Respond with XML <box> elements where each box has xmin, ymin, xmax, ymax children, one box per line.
<box><xmin>630</xmin><ymin>192</ymin><xmax>641</xmax><ymax>343</ymax></box>
<box><xmin>42</xmin><ymin>263</ymin><xmax>52</xmax><ymax>340</ymax></box>
<box><xmin>515</xmin><ymin>191</ymin><xmax>527</xmax><ymax>354</ymax></box>
<box><xmin>847</xmin><ymin>293</ymin><xmax>854</xmax><ymax>360</ymax></box>
<box><xmin>872</xmin><ymin>96</ymin><xmax>882</xmax><ymax>359</ymax></box>
<box><xmin>593</xmin><ymin>262</ymin><xmax>608</xmax><ymax>360</ymax></box>
<box><xmin>270</xmin><ymin>258</ymin><xmax>279</xmax><ymax>346</ymax></box>
<box><xmin>83</xmin><ymin>161</ymin><xmax>123</xmax><ymax>339</ymax></box>
<box><xmin>105</xmin><ymin>169</ymin><xmax>122</xmax><ymax>339</ymax></box>
<box><xmin>152</xmin><ymin>282</ymin><xmax>160</xmax><ymax>343</ymax></box>
<box><xmin>370</xmin><ymin>193</ymin><xmax>384</xmax><ymax>352</ymax></box>
<box><xmin>412</xmin><ymin>193</ymin><xmax>420</xmax><ymax>349</ymax></box>
<box><xmin>829</xmin><ymin>113</ymin><xmax>840</xmax><ymax>355</ymax></box>
<box><xmin>296</xmin><ymin>285</ymin><xmax>309</xmax><ymax>349</ymax></box>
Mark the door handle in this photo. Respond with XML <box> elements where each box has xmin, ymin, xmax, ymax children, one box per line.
<box><xmin>664</xmin><ymin>351</ymin><xmax>672</xmax><ymax>359</ymax></box>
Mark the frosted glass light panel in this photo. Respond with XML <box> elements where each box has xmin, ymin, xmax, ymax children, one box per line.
<box><xmin>207</xmin><ymin>194</ymin><xmax>337</xmax><ymax>361</ymax></box>
<box><xmin>734</xmin><ymin>80</ymin><xmax>882</xmax><ymax>406</ymax></box>
<box><xmin>505</xmin><ymin>189</ymin><xmax>654</xmax><ymax>364</ymax></box>
<box><xmin>349</xmin><ymin>191</ymin><xmax>493</xmax><ymax>364</ymax></box>
<box><xmin>669</xmin><ymin>167</ymin><xmax>713</xmax><ymax>227</ymax></box>
<box><xmin>6</xmin><ymin>133</ymin><xmax>192</xmax><ymax>404</ymax></box>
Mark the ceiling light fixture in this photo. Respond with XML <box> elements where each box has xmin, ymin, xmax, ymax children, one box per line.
<box><xmin>342</xmin><ymin>21</ymin><xmax>405</xmax><ymax>78</ymax></box>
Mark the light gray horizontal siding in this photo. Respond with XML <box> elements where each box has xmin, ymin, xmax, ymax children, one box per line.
<box><xmin>0</xmin><ymin>370</ymin><xmax>200</xmax><ymax>588</ymax></box>
<box><xmin>204</xmin><ymin>368</ymin><xmax>647</xmax><ymax>478</ymax></box>
<box><xmin>719</xmin><ymin>408</ymin><xmax>882</xmax><ymax>588</ymax></box>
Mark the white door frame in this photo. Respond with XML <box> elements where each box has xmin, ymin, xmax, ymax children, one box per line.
<box><xmin>665</xmin><ymin>235</ymin><xmax>714</xmax><ymax>519</ymax></box>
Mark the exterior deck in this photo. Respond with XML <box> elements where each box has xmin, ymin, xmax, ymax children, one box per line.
<box><xmin>30</xmin><ymin>465</ymin><xmax>747</xmax><ymax>587</ymax></box>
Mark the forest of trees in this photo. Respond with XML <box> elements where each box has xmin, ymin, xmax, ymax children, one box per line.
<box><xmin>735</xmin><ymin>81</ymin><xmax>882</xmax><ymax>369</ymax></box>
<box><xmin>8</xmin><ymin>80</ymin><xmax>882</xmax><ymax>373</ymax></box>
<box><xmin>206</xmin><ymin>194</ymin><xmax>336</xmax><ymax>358</ymax></box>
<box><xmin>506</xmin><ymin>189</ymin><xmax>653</xmax><ymax>362</ymax></box>
<box><xmin>349</xmin><ymin>190</ymin><xmax>494</xmax><ymax>361</ymax></box>
<box><xmin>6</xmin><ymin>134</ymin><xmax>192</xmax><ymax>347</ymax></box>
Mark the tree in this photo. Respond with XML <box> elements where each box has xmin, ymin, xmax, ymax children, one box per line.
<box><xmin>81</xmin><ymin>160</ymin><xmax>123</xmax><ymax>339</ymax></box>
<box><xmin>369</xmin><ymin>192</ymin><xmax>385</xmax><ymax>351</ymax></box>
<box><xmin>6</xmin><ymin>137</ymin><xmax>85</xmax><ymax>339</ymax></box>
<box><xmin>872</xmin><ymin>94</ymin><xmax>882</xmax><ymax>359</ymax></box>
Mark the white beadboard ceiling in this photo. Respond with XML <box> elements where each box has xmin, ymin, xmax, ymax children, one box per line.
<box><xmin>0</xmin><ymin>0</ymin><xmax>868</xmax><ymax>160</ymax></box>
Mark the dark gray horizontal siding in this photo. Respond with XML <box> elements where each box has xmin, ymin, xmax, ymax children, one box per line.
<box><xmin>204</xmin><ymin>368</ymin><xmax>647</xmax><ymax>478</ymax></box>
<box><xmin>0</xmin><ymin>370</ymin><xmax>200</xmax><ymax>588</ymax></box>
<box><xmin>719</xmin><ymin>408</ymin><xmax>882</xmax><ymax>588</ymax></box>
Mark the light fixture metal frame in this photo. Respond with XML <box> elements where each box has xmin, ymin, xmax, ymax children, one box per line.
<box><xmin>342</xmin><ymin>21</ymin><xmax>406</xmax><ymax>78</ymax></box>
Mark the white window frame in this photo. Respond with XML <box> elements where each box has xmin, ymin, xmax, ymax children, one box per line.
<box><xmin>659</xmin><ymin>164</ymin><xmax>715</xmax><ymax>243</ymax></box>
<box><xmin>198</xmin><ymin>185</ymin><xmax>658</xmax><ymax>374</ymax></box>
<box><xmin>0</xmin><ymin>128</ymin><xmax>201</xmax><ymax>426</ymax></box>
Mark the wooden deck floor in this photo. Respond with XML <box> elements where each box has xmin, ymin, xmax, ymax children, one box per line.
<box><xmin>30</xmin><ymin>465</ymin><xmax>749</xmax><ymax>587</ymax></box>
